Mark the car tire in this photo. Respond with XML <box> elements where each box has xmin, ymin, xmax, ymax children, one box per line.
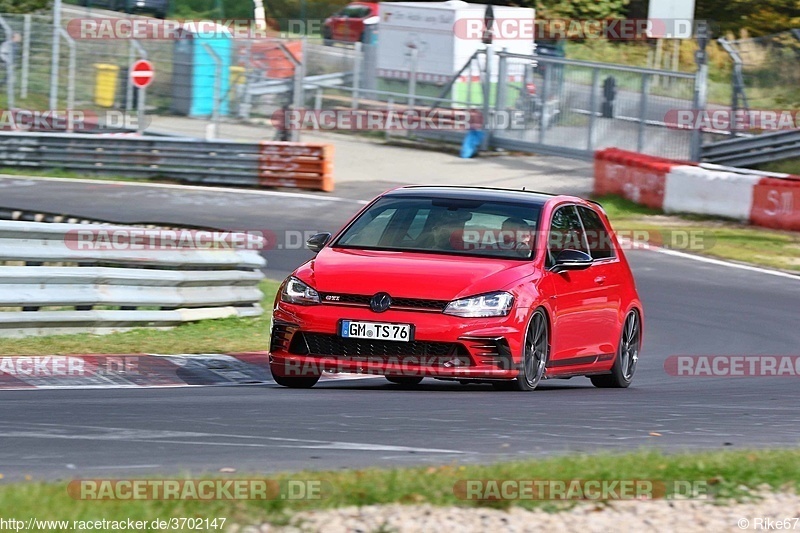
<box><xmin>493</xmin><ymin>308</ymin><xmax>549</xmax><ymax>391</ymax></box>
<box><xmin>591</xmin><ymin>309</ymin><xmax>640</xmax><ymax>389</ymax></box>
<box><xmin>385</xmin><ymin>376</ymin><xmax>423</xmax><ymax>386</ymax></box>
<box><xmin>272</xmin><ymin>373</ymin><xmax>320</xmax><ymax>389</ymax></box>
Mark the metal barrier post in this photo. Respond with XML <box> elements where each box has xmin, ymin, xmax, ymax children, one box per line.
<box><xmin>637</xmin><ymin>73</ymin><xmax>650</xmax><ymax>152</ymax></box>
<box><xmin>21</xmin><ymin>14</ymin><xmax>31</xmax><ymax>99</ymax></box>
<box><xmin>0</xmin><ymin>15</ymin><xmax>15</xmax><ymax>110</ymax></box>
<box><xmin>386</xmin><ymin>97</ymin><xmax>394</xmax><ymax>141</ymax></box>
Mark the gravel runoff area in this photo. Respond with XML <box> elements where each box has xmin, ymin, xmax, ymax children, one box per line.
<box><xmin>232</xmin><ymin>490</ymin><xmax>800</xmax><ymax>532</ymax></box>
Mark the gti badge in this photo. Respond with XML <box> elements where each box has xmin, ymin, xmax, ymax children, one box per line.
<box><xmin>370</xmin><ymin>292</ymin><xmax>392</xmax><ymax>313</ymax></box>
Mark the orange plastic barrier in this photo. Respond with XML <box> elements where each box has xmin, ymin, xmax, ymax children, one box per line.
<box><xmin>258</xmin><ymin>142</ymin><xmax>334</xmax><ymax>192</ymax></box>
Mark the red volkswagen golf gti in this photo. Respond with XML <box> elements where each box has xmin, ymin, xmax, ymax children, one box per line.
<box><xmin>269</xmin><ymin>186</ymin><xmax>643</xmax><ymax>391</ymax></box>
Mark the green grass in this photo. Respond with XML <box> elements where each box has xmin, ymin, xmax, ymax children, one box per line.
<box><xmin>0</xmin><ymin>168</ymin><xmax>155</xmax><ymax>183</ymax></box>
<box><xmin>596</xmin><ymin>195</ymin><xmax>800</xmax><ymax>272</ymax></box>
<box><xmin>1</xmin><ymin>448</ymin><xmax>800</xmax><ymax>529</ymax></box>
<box><xmin>0</xmin><ymin>280</ymin><xmax>280</xmax><ymax>356</ymax></box>
<box><xmin>758</xmin><ymin>158</ymin><xmax>800</xmax><ymax>176</ymax></box>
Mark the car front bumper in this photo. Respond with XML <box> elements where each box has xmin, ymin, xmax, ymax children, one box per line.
<box><xmin>268</xmin><ymin>301</ymin><xmax>531</xmax><ymax>380</ymax></box>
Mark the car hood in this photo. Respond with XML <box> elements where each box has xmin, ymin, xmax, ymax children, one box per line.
<box><xmin>295</xmin><ymin>247</ymin><xmax>533</xmax><ymax>301</ymax></box>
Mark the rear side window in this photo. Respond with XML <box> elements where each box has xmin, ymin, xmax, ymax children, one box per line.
<box><xmin>578</xmin><ymin>206</ymin><xmax>616</xmax><ymax>260</ymax></box>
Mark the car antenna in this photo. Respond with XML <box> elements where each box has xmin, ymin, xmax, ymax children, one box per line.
<box><xmin>522</xmin><ymin>186</ymin><xmax>527</xmax><ymax>190</ymax></box>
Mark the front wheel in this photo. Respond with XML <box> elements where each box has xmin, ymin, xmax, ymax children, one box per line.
<box><xmin>591</xmin><ymin>309</ymin><xmax>640</xmax><ymax>388</ymax></box>
<box><xmin>493</xmin><ymin>309</ymin><xmax>549</xmax><ymax>391</ymax></box>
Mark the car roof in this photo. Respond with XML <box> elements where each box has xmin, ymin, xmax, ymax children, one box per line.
<box><xmin>382</xmin><ymin>185</ymin><xmax>585</xmax><ymax>208</ymax></box>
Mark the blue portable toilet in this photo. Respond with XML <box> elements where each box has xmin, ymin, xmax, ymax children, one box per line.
<box><xmin>170</xmin><ymin>22</ymin><xmax>232</xmax><ymax>117</ymax></box>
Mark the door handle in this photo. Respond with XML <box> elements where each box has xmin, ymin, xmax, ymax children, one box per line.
<box><xmin>594</xmin><ymin>276</ymin><xmax>606</xmax><ymax>285</ymax></box>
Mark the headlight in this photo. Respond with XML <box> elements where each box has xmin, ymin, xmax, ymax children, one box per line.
<box><xmin>443</xmin><ymin>291</ymin><xmax>514</xmax><ymax>318</ymax></box>
<box><xmin>281</xmin><ymin>276</ymin><xmax>320</xmax><ymax>305</ymax></box>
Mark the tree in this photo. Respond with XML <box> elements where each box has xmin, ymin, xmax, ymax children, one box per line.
<box><xmin>0</xmin><ymin>0</ymin><xmax>50</xmax><ymax>13</ymax></box>
<box><xmin>532</xmin><ymin>0</ymin><xmax>631</xmax><ymax>20</ymax></box>
<box><xmin>696</xmin><ymin>0</ymin><xmax>800</xmax><ymax>37</ymax></box>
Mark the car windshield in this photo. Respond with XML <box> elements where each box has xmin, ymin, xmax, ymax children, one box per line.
<box><xmin>334</xmin><ymin>196</ymin><xmax>541</xmax><ymax>259</ymax></box>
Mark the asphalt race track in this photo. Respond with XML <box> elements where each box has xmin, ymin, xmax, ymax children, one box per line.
<box><xmin>1</xmin><ymin>177</ymin><xmax>799</xmax><ymax>481</ymax></box>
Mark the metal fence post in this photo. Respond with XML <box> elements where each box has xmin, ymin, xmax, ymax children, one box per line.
<box><xmin>21</xmin><ymin>14</ymin><xmax>31</xmax><ymax>99</ymax></box>
<box><xmin>352</xmin><ymin>41</ymin><xmax>361</xmax><ymax>109</ymax></box>
<box><xmin>538</xmin><ymin>58</ymin><xmax>551</xmax><ymax>145</ymax></box>
<box><xmin>637</xmin><ymin>73</ymin><xmax>650</xmax><ymax>152</ymax></box>
<box><xmin>58</xmin><ymin>28</ymin><xmax>76</xmax><ymax>112</ymax></box>
<box><xmin>691</xmin><ymin>23</ymin><xmax>710</xmax><ymax>162</ymax></box>
<box><xmin>481</xmin><ymin>45</ymin><xmax>493</xmax><ymax>150</ymax></box>
<box><xmin>240</xmin><ymin>39</ymin><xmax>253</xmax><ymax>120</ymax></box>
<box><xmin>201</xmin><ymin>43</ymin><xmax>222</xmax><ymax>140</ymax></box>
<box><xmin>50</xmin><ymin>0</ymin><xmax>62</xmax><ymax>109</ymax></box>
<box><xmin>408</xmin><ymin>47</ymin><xmax>418</xmax><ymax>109</ymax></box>
<box><xmin>131</xmin><ymin>41</ymin><xmax>147</xmax><ymax>134</ymax></box>
<box><xmin>495</xmin><ymin>48</ymin><xmax>508</xmax><ymax>116</ymax></box>
<box><xmin>0</xmin><ymin>15</ymin><xmax>15</xmax><ymax>110</ymax></box>
<box><xmin>587</xmin><ymin>67</ymin><xmax>600</xmax><ymax>152</ymax></box>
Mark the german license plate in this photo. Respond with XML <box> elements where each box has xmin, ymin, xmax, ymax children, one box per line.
<box><xmin>340</xmin><ymin>320</ymin><xmax>412</xmax><ymax>342</ymax></box>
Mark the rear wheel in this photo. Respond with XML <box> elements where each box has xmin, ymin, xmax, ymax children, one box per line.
<box><xmin>386</xmin><ymin>376</ymin><xmax>423</xmax><ymax>386</ymax></box>
<box><xmin>272</xmin><ymin>373</ymin><xmax>320</xmax><ymax>389</ymax></box>
<box><xmin>492</xmin><ymin>308</ymin><xmax>548</xmax><ymax>391</ymax></box>
<box><xmin>591</xmin><ymin>310</ymin><xmax>640</xmax><ymax>388</ymax></box>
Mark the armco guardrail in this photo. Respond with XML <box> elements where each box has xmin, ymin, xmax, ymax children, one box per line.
<box><xmin>0</xmin><ymin>132</ymin><xmax>335</xmax><ymax>192</ymax></box>
<box><xmin>0</xmin><ymin>221</ymin><xmax>266</xmax><ymax>337</ymax></box>
<box><xmin>595</xmin><ymin>148</ymin><xmax>800</xmax><ymax>231</ymax></box>
<box><xmin>701</xmin><ymin>129</ymin><xmax>800</xmax><ymax>167</ymax></box>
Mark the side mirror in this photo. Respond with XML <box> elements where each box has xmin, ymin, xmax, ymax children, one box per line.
<box><xmin>551</xmin><ymin>249</ymin><xmax>592</xmax><ymax>273</ymax></box>
<box><xmin>306</xmin><ymin>232</ymin><xmax>332</xmax><ymax>253</ymax></box>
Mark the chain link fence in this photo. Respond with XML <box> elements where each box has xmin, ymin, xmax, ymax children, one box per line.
<box><xmin>718</xmin><ymin>30</ymin><xmax>800</xmax><ymax>114</ymax></box>
<box><xmin>1</xmin><ymin>10</ymin><xmax>699</xmax><ymax>159</ymax></box>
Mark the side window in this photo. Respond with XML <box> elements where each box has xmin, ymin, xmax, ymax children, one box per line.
<box><xmin>578</xmin><ymin>206</ymin><xmax>616</xmax><ymax>260</ymax></box>
<box><xmin>547</xmin><ymin>205</ymin><xmax>589</xmax><ymax>266</ymax></box>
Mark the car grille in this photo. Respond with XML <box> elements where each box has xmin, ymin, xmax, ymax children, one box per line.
<box><xmin>290</xmin><ymin>332</ymin><xmax>466</xmax><ymax>362</ymax></box>
<box><xmin>319</xmin><ymin>293</ymin><xmax>448</xmax><ymax>312</ymax></box>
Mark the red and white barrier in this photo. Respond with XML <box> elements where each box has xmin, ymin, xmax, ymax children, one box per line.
<box><xmin>594</xmin><ymin>148</ymin><xmax>799</xmax><ymax>232</ymax></box>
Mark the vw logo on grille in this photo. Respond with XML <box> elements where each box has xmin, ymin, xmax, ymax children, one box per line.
<box><xmin>370</xmin><ymin>292</ymin><xmax>392</xmax><ymax>313</ymax></box>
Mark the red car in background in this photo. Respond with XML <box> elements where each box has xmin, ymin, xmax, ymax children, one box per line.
<box><xmin>322</xmin><ymin>2</ymin><xmax>380</xmax><ymax>44</ymax></box>
<box><xmin>269</xmin><ymin>186</ymin><xmax>643</xmax><ymax>391</ymax></box>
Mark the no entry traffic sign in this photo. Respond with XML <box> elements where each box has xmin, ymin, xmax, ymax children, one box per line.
<box><xmin>130</xmin><ymin>59</ymin><xmax>155</xmax><ymax>89</ymax></box>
